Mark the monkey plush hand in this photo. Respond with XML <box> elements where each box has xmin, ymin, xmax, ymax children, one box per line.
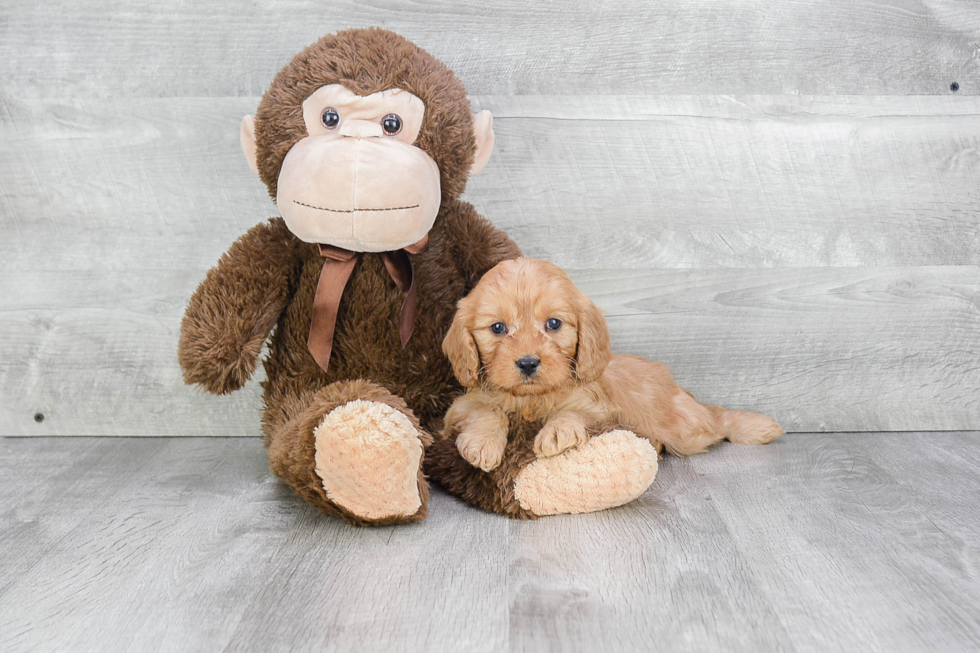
<box><xmin>178</xmin><ymin>29</ymin><xmax>519</xmax><ymax>525</ymax></box>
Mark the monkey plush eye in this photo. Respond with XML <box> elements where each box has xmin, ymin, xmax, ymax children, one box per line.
<box><xmin>490</xmin><ymin>322</ymin><xmax>507</xmax><ymax>335</ymax></box>
<box><xmin>381</xmin><ymin>113</ymin><xmax>402</xmax><ymax>135</ymax></box>
<box><xmin>321</xmin><ymin>108</ymin><xmax>340</xmax><ymax>129</ymax></box>
<box><xmin>545</xmin><ymin>318</ymin><xmax>562</xmax><ymax>331</ymax></box>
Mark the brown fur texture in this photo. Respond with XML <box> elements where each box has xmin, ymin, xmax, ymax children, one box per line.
<box><xmin>179</xmin><ymin>219</ymin><xmax>298</xmax><ymax>395</ymax></box>
<box><xmin>425</xmin><ymin>258</ymin><xmax>783</xmax><ymax>518</ymax></box>
<box><xmin>178</xmin><ymin>30</ymin><xmax>520</xmax><ymax>526</ymax></box>
<box><xmin>253</xmin><ymin>28</ymin><xmax>478</xmax><ymax>205</ymax></box>
<box><xmin>265</xmin><ymin>379</ymin><xmax>430</xmax><ymax>526</ymax></box>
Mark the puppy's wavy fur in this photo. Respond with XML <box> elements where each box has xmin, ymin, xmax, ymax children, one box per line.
<box><xmin>442</xmin><ymin>258</ymin><xmax>783</xmax><ymax>472</ymax></box>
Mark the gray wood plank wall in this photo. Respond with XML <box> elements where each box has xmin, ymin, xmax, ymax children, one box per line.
<box><xmin>1</xmin><ymin>1</ymin><xmax>978</xmax><ymax>435</ymax></box>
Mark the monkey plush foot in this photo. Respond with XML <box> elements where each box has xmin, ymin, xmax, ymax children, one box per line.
<box><xmin>426</xmin><ymin>421</ymin><xmax>657</xmax><ymax>519</ymax></box>
<box><xmin>314</xmin><ymin>400</ymin><xmax>425</xmax><ymax>522</ymax></box>
<box><xmin>513</xmin><ymin>430</ymin><xmax>658</xmax><ymax>516</ymax></box>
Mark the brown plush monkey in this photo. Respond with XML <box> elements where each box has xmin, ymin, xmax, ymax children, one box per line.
<box><xmin>179</xmin><ymin>29</ymin><xmax>659</xmax><ymax>525</ymax></box>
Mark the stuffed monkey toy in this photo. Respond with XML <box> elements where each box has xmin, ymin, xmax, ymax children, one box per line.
<box><xmin>179</xmin><ymin>29</ymin><xmax>659</xmax><ymax>525</ymax></box>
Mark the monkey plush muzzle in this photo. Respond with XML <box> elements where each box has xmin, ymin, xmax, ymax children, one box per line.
<box><xmin>276</xmin><ymin>133</ymin><xmax>441</xmax><ymax>252</ymax></box>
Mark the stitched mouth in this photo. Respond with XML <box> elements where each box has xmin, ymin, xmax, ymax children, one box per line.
<box><xmin>294</xmin><ymin>200</ymin><xmax>420</xmax><ymax>214</ymax></box>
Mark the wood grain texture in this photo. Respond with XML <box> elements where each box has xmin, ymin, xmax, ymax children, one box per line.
<box><xmin>0</xmin><ymin>268</ymin><xmax>268</xmax><ymax>436</ymax></box>
<box><xmin>2</xmin><ymin>434</ymin><xmax>980</xmax><ymax>652</ymax></box>
<box><xmin>2</xmin><ymin>94</ymin><xmax>979</xmax><ymax>434</ymax></box>
<box><xmin>3</xmin><ymin>265</ymin><xmax>977</xmax><ymax>435</ymax></box>
<box><xmin>1</xmin><ymin>0</ymin><xmax>978</xmax><ymax>98</ymax></box>
<box><xmin>471</xmin><ymin>95</ymin><xmax>980</xmax><ymax>270</ymax></box>
<box><xmin>3</xmin><ymin>95</ymin><xmax>979</xmax><ymax>273</ymax></box>
<box><xmin>574</xmin><ymin>265</ymin><xmax>980</xmax><ymax>433</ymax></box>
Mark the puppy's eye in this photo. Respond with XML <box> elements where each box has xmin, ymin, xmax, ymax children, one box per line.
<box><xmin>321</xmin><ymin>108</ymin><xmax>340</xmax><ymax>129</ymax></box>
<box><xmin>545</xmin><ymin>318</ymin><xmax>562</xmax><ymax>331</ymax></box>
<box><xmin>490</xmin><ymin>322</ymin><xmax>507</xmax><ymax>335</ymax></box>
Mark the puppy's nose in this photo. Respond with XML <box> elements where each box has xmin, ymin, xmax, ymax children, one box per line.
<box><xmin>516</xmin><ymin>356</ymin><xmax>541</xmax><ymax>377</ymax></box>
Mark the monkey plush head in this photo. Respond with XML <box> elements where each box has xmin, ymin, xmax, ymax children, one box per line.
<box><xmin>240</xmin><ymin>28</ymin><xmax>495</xmax><ymax>252</ymax></box>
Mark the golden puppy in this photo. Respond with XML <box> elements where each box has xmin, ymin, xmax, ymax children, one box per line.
<box><xmin>443</xmin><ymin>258</ymin><xmax>783</xmax><ymax>472</ymax></box>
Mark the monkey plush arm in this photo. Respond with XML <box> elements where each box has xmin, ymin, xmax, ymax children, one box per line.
<box><xmin>444</xmin><ymin>200</ymin><xmax>522</xmax><ymax>288</ymax></box>
<box><xmin>178</xmin><ymin>218</ymin><xmax>299</xmax><ymax>395</ymax></box>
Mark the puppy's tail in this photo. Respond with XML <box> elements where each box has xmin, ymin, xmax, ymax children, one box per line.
<box><xmin>707</xmin><ymin>404</ymin><xmax>784</xmax><ymax>446</ymax></box>
<box><xmin>658</xmin><ymin>391</ymin><xmax>784</xmax><ymax>457</ymax></box>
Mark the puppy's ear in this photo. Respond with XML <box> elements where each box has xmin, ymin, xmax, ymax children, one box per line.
<box><xmin>443</xmin><ymin>301</ymin><xmax>480</xmax><ymax>387</ymax></box>
<box><xmin>574</xmin><ymin>296</ymin><xmax>612</xmax><ymax>383</ymax></box>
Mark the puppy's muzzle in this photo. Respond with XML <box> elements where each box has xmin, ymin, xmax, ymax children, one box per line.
<box><xmin>516</xmin><ymin>356</ymin><xmax>541</xmax><ymax>377</ymax></box>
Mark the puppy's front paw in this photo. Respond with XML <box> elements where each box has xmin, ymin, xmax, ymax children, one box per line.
<box><xmin>534</xmin><ymin>417</ymin><xmax>589</xmax><ymax>458</ymax></box>
<box><xmin>456</xmin><ymin>425</ymin><xmax>508</xmax><ymax>472</ymax></box>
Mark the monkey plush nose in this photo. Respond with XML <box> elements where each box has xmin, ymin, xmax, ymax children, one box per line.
<box><xmin>339</xmin><ymin>119</ymin><xmax>384</xmax><ymax>138</ymax></box>
<box><xmin>516</xmin><ymin>356</ymin><xmax>541</xmax><ymax>377</ymax></box>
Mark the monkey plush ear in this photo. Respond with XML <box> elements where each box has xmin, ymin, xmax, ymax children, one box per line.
<box><xmin>443</xmin><ymin>304</ymin><xmax>481</xmax><ymax>387</ymax></box>
<box><xmin>470</xmin><ymin>110</ymin><xmax>495</xmax><ymax>176</ymax></box>
<box><xmin>240</xmin><ymin>115</ymin><xmax>259</xmax><ymax>176</ymax></box>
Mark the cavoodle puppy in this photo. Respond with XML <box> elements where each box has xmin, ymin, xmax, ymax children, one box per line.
<box><xmin>443</xmin><ymin>257</ymin><xmax>784</xmax><ymax>472</ymax></box>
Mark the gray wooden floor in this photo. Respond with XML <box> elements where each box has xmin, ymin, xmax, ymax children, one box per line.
<box><xmin>2</xmin><ymin>433</ymin><xmax>979</xmax><ymax>652</ymax></box>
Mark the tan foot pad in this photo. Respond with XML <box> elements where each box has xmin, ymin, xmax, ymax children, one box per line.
<box><xmin>513</xmin><ymin>430</ymin><xmax>658</xmax><ymax>517</ymax></box>
<box><xmin>314</xmin><ymin>400</ymin><xmax>423</xmax><ymax>520</ymax></box>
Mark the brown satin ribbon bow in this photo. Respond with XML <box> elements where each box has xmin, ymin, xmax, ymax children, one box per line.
<box><xmin>307</xmin><ymin>235</ymin><xmax>429</xmax><ymax>373</ymax></box>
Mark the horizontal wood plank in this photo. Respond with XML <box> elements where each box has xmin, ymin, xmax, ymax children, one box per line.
<box><xmin>3</xmin><ymin>95</ymin><xmax>979</xmax><ymax>272</ymax></box>
<box><xmin>573</xmin><ymin>265</ymin><xmax>980</xmax><ymax>432</ymax></box>
<box><xmin>2</xmin><ymin>266</ymin><xmax>977</xmax><ymax>434</ymax></box>
<box><xmin>0</xmin><ymin>268</ymin><xmax>267</xmax><ymax>436</ymax></box>
<box><xmin>1</xmin><ymin>0</ymin><xmax>978</xmax><ymax>98</ymax></box>
<box><xmin>473</xmin><ymin>95</ymin><xmax>980</xmax><ymax>270</ymax></box>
